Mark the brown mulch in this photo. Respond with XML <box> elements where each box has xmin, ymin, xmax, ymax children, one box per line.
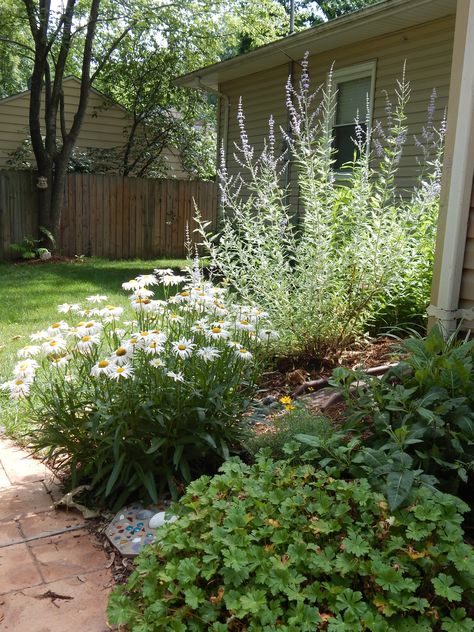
<box><xmin>258</xmin><ymin>336</ymin><xmax>399</xmax><ymax>402</ymax></box>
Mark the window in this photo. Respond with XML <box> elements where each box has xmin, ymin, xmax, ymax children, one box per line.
<box><xmin>332</xmin><ymin>61</ymin><xmax>376</xmax><ymax>171</ymax></box>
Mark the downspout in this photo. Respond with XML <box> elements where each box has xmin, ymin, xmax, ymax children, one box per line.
<box><xmin>428</xmin><ymin>0</ymin><xmax>474</xmax><ymax>334</ymax></box>
<box><xmin>195</xmin><ymin>79</ymin><xmax>229</xmax><ymax>179</ymax></box>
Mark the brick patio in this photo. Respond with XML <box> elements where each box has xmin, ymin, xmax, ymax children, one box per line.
<box><xmin>0</xmin><ymin>437</ymin><xmax>112</xmax><ymax>631</ymax></box>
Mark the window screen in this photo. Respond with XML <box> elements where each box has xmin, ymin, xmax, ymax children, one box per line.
<box><xmin>333</xmin><ymin>75</ymin><xmax>372</xmax><ymax>170</ymax></box>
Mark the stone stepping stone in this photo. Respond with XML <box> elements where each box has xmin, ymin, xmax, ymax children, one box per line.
<box><xmin>105</xmin><ymin>503</ymin><xmax>177</xmax><ymax>557</ymax></box>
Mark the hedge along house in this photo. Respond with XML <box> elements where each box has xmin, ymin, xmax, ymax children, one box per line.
<box><xmin>0</xmin><ymin>76</ymin><xmax>186</xmax><ymax>177</ymax></box>
<box><xmin>429</xmin><ymin>0</ymin><xmax>474</xmax><ymax>333</ymax></box>
<box><xmin>176</xmin><ymin>0</ymin><xmax>457</xmax><ymax>211</ymax></box>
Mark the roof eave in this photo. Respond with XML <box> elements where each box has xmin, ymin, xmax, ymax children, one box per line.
<box><xmin>175</xmin><ymin>0</ymin><xmax>457</xmax><ymax>91</ymax></box>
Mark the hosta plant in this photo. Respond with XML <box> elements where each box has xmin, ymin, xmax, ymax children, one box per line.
<box><xmin>0</xmin><ymin>260</ymin><xmax>276</xmax><ymax>509</ymax></box>
<box><xmin>108</xmin><ymin>454</ymin><xmax>474</xmax><ymax>631</ymax></box>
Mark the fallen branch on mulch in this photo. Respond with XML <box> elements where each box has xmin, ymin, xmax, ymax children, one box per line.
<box><xmin>291</xmin><ymin>363</ymin><xmax>399</xmax><ymax>398</ymax></box>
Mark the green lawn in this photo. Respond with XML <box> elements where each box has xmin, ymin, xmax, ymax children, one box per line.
<box><xmin>0</xmin><ymin>257</ymin><xmax>189</xmax><ymax>402</ymax></box>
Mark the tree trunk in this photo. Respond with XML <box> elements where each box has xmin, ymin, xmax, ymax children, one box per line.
<box><xmin>49</xmin><ymin>155</ymin><xmax>70</xmax><ymax>248</ymax></box>
<box><xmin>36</xmin><ymin>157</ymin><xmax>54</xmax><ymax>246</ymax></box>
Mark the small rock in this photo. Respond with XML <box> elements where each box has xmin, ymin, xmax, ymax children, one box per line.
<box><xmin>149</xmin><ymin>511</ymin><xmax>178</xmax><ymax>529</ymax></box>
<box><xmin>262</xmin><ymin>396</ymin><xmax>277</xmax><ymax>406</ymax></box>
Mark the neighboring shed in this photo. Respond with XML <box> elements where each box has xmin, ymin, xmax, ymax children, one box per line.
<box><xmin>0</xmin><ymin>76</ymin><xmax>186</xmax><ymax>177</ymax></box>
<box><xmin>429</xmin><ymin>0</ymin><xmax>474</xmax><ymax>332</ymax></box>
<box><xmin>176</xmin><ymin>0</ymin><xmax>457</xmax><ymax>208</ymax></box>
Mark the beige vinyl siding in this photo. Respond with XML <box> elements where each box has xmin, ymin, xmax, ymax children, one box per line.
<box><xmin>219</xmin><ymin>15</ymin><xmax>454</xmax><ymax>202</ymax></box>
<box><xmin>459</xmin><ymin>178</ymin><xmax>474</xmax><ymax>324</ymax></box>
<box><xmin>0</xmin><ymin>77</ymin><xmax>188</xmax><ymax>178</ymax></box>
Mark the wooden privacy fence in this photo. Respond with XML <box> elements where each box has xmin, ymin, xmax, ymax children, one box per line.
<box><xmin>0</xmin><ymin>170</ymin><xmax>218</xmax><ymax>260</ymax></box>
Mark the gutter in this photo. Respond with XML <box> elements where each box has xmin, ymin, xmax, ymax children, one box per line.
<box><xmin>429</xmin><ymin>0</ymin><xmax>474</xmax><ymax>334</ymax></box>
<box><xmin>174</xmin><ymin>0</ymin><xmax>456</xmax><ymax>90</ymax></box>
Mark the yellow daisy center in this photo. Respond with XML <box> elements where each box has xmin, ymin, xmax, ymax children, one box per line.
<box><xmin>116</xmin><ymin>348</ymin><xmax>127</xmax><ymax>357</ymax></box>
<box><xmin>211</xmin><ymin>327</ymin><xmax>221</xmax><ymax>334</ymax></box>
<box><xmin>51</xmin><ymin>323</ymin><xmax>61</xmax><ymax>329</ymax></box>
<box><xmin>239</xmin><ymin>348</ymin><xmax>248</xmax><ymax>354</ymax></box>
<box><xmin>98</xmin><ymin>360</ymin><xmax>109</xmax><ymax>368</ymax></box>
<box><xmin>178</xmin><ymin>344</ymin><xmax>187</xmax><ymax>351</ymax></box>
<box><xmin>240</xmin><ymin>320</ymin><xmax>249</xmax><ymax>326</ymax></box>
<box><xmin>116</xmin><ymin>367</ymin><xmax>125</xmax><ymax>373</ymax></box>
<box><xmin>81</xmin><ymin>336</ymin><xmax>91</xmax><ymax>342</ymax></box>
<box><xmin>15</xmin><ymin>379</ymin><xmax>24</xmax><ymax>385</ymax></box>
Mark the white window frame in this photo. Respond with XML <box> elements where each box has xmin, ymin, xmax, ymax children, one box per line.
<box><xmin>331</xmin><ymin>60</ymin><xmax>377</xmax><ymax>173</ymax></box>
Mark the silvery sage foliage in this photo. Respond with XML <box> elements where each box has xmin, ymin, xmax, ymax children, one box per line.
<box><xmin>198</xmin><ymin>58</ymin><xmax>445</xmax><ymax>355</ymax></box>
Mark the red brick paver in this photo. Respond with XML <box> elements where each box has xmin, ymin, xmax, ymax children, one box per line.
<box><xmin>0</xmin><ymin>437</ymin><xmax>112</xmax><ymax>631</ymax></box>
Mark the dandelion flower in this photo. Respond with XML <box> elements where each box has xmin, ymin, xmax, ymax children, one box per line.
<box><xmin>197</xmin><ymin>346</ymin><xmax>220</xmax><ymax>363</ymax></box>
<box><xmin>108</xmin><ymin>363</ymin><xmax>134</xmax><ymax>381</ymax></box>
<box><xmin>17</xmin><ymin>345</ymin><xmax>41</xmax><ymax>358</ymax></box>
<box><xmin>91</xmin><ymin>359</ymin><xmax>114</xmax><ymax>377</ymax></box>
<box><xmin>172</xmin><ymin>338</ymin><xmax>196</xmax><ymax>360</ymax></box>
<box><xmin>166</xmin><ymin>370</ymin><xmax>184</xmax><ymax>383</ymax></box>
<box><xmin>235</xmin><ymin>347</ymin><xmax>252</xmax><ymax>361</ymax></box>
<box><xmin>86</xmin><ymin>294</ymin><xmax>108</xmax><ymax>304</ymax></box>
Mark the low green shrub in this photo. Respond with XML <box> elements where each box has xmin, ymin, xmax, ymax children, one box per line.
<box><xmin>326</xmin><ymin>325</ymin><xmax>474</xmax><ymax>509</ymax></box>
<box><xmin>244</xmin><ymin>402</ymin><xmax>334</xmax><ymax>460</ymax></box>
<box><xmin>108</xmin><ymin>454</ymin><xmax>474</xmax><ymax>631</ymax></box>
<box><xmin>0</xmin><ymin>261</ymin><xmax>276</xmax><ymax>509</ymax></box>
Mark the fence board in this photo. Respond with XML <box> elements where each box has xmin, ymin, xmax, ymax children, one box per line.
<box><xmin>0</xmin><ymin>171</ymin><xmax>217</xmax><ymax>260</ymax></box>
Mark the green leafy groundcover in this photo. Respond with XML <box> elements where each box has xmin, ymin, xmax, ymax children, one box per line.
<box><xmin>108</xmin><ymin>455</ymin><xmax>474</xmax><ymax>631</ymax></box>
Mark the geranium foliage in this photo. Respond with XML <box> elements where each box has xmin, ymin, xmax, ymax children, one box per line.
<box><xmin>108</xmin><ymin>454</ymin><xmax>474</xmax><ymax>631</ymax></box>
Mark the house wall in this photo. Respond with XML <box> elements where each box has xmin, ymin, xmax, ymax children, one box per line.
<box><xmin>0</xmin><ymin>78</ymin><xmax>186</xmax><ymax>177</ymax></box>
<box><xmin>219</xmin><ymin>15</ymin><xmax>455</xmax><ymax>206</ymax></box>
<box><xmin>459</xmin><ymin>179</ymin><xmax>474</xmax><ymax>316</ymax></box>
